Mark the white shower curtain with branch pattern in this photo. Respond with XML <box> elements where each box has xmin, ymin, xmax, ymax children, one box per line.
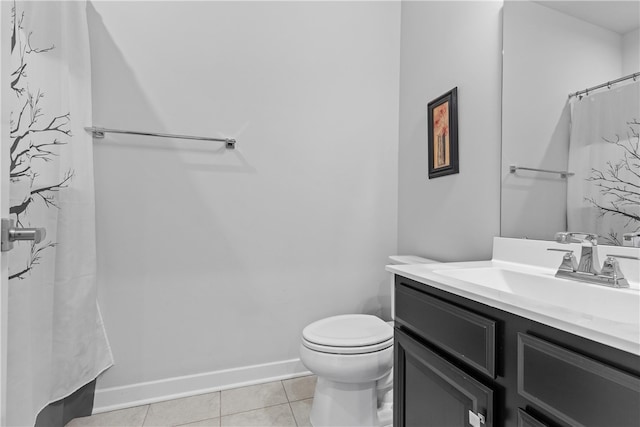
<box><xmin>567</xmin><ymin>81</ymin><xmax>640</xmax><ymax>245</ymax></box>
<box><xmin>8</xmin><ymin>1</ymin><xmax>113</xmax><ymax>425</ymax></box>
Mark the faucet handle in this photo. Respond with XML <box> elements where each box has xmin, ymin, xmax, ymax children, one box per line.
<box><xmin>547</xmin><ymin>248</ymin><xmax>578</xmax><ymax>272</ymax></box>
<box><xmin>600</xmin><ymin>257</ymin><xmax>629</xmax><ymax>288</ymax></box>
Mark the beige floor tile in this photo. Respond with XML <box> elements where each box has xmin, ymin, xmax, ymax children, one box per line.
<box><xmin>220</xmin><ymin>381</ymin><xmax>288</xmax><ymax>416</ymax></box>
<box><xmin>220</xmin><ymin>404</ymin><xmax>296</xmax><ymax>427</ymax></box>
<box><xmin>66</xmin><ymin>405</ymin><xmax>149</xmax><ymax>427</ymax></box>
<box><xmin>282</xmin><ymin>376</ymin><xmax>316</xmax><ymax>402</ymax></box>
<box><xmin>142</xmin><ymin>392</ymin><xmax>220</xmax><ymax>426</ymax></box>
<box><xmin>289</xmin><ymin>399</ymin><xmax>312</xmax><ymax>427</ymax></box>
<box><xmin>176</xmin><ymin>417</ymin><xmax>221</xmax><ymax>427</ymax></box>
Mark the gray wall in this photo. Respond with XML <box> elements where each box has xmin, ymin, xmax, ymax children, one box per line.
<box><xmin>397</xmin><ymin>1</ymin><xmax>503</xmax><ymax>261</ymax></box>
<box><xmin>88</xmin><ymin>0</ymin><xmax>401</xmax><ymax>409</ymax></box>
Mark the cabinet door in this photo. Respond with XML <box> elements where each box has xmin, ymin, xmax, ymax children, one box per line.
<box><xmin>517</xmin><ymin>409</ymin><xmax>550</xmax><ymax>427</ymax></box>
<box><xmin>518</xmin><ymin>333</ymin><xmax>640</xmax><ymax>427</ymax></box>
<box><xmin>395</xmin><ymin>328</ymin><xmax>494</xmax><ymax>427</ymax></box>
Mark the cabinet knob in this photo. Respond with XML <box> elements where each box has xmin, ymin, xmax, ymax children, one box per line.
<box><xmin>469</xmin><ymin>410</ymin><xmax>486</xmax><ymax>427</ymax></box>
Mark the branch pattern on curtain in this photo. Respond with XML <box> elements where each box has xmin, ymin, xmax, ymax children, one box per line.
<box><xmin>9</xmin><ymin>2</ymin><xmax>73</xmax><ymax>280</ymax></box>
<box><xmin>568</xmin><ymin>81</ymin><xmax>640</xmax><ymax>245</ymax></box>
<box><xmin>7</xmin><ymin>1</ymin><xmax>113</xmax><ymax>425</ymax></box>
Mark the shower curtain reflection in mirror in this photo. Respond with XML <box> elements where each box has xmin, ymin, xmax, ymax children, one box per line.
<box><xmin>567</xmin><ymin>81</ymin><xmax>640</xmax><ymax>245</ymax></box>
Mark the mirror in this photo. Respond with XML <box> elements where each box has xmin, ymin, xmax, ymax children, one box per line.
<box><xmin>501</xmin><ymin>0</ymin><xmax>640</xmax><ymax>243</ymax></box>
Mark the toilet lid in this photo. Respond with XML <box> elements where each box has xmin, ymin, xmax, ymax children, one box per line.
<box><xmin>302</xmin><ymin>314</ymin><xmax>393</xmax><ymax>348</ymax></box>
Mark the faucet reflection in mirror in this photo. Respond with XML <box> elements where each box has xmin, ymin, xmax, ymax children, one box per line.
<box><xmin>567</xmin><ymin>81</ymin><xmax>640</xmax><ymax>245</ymax></box>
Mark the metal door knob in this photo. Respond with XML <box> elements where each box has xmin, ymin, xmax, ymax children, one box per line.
<box><xmin>9</xmin><ymin>227</ymin><xmax>46</xmax><ymax>243</ymax></box>
<box><xmin>1</xmin><ymin>219</ymin><xmax>47</xmax><ymax>252</ymax></box>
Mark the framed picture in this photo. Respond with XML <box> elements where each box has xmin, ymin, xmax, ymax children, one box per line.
<box><xmin>427</xmin><ymin>87</ymin><xmax>459</xmax><ymax>179</ymax></box>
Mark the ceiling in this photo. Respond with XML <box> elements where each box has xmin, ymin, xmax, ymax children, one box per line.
<box><xmin>534</xmin><ymin>1</ymin><xmax>640</xmax><ymax>34</ymax></box>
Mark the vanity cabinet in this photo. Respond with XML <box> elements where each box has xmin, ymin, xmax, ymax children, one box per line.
<box><xmin>393</xmin><ymin>276</ymin><xmax>640</xmax><ymax>427</ymax></box>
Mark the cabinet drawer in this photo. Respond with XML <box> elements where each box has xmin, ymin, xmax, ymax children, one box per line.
<box><xmin>395</xmin><ymin>283</ymin><xmax>496</xmax><ymax>378</ymax></box>
<box><xmin>518</xmin><ymin>333</ymin><xmax>640</xmax><ymax>427</ymax></box>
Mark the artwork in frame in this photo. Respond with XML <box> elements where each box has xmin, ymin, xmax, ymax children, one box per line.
<box><xmin>427</xmin><ymin>87</ymin><xmax>459</xmax><ymax>179</ymax></box>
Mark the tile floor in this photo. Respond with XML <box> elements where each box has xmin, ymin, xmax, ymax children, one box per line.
<box><xmin>66</xmin><ymin>376</ymin><xmax>316</xmax><ymax>427</ymax></box>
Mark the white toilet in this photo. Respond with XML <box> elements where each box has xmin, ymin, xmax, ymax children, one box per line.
<box><xmin>299</xmin><ymin>256</ymin><xmax>436</xmax><ymax>427</ymax></box>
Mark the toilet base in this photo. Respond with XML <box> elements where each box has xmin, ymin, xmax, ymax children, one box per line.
<box><xmin>310</xmin><ymin>377</ymin><xmax>385</xmax><ymax>427</ymax></box>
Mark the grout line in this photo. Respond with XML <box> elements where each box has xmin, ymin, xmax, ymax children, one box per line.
<box><xmin>219</xmin><ymin>382</ymin><xmax>290</xmax><ymax>418</ymax></box>
<box><xmin>288</xmin><ymin>396</ymin><xmax>313</xmax><ymax>403</ymax></box>
<box><xmin>288</xmin><ymin>400</ymin><xmax>299</xmax><ymax>427</ymax></box>
<box><xmin>282</xmin><ymin>380</ymin><xmax>299</xmax><ymax>427</ymax></box>
<box><xmin>281</xmin><ymin>380</ymin><xmax>290</xmax><ymax>402</ymax></box>
<box><xmin>220</xmin><ymin>401</ymin><xmax>292</xmax><ymax>419</ymax></box>
<box><xmin>173</xmin><ymin>412</ymin><xmax>222</xmax><ymax>427</ymax></box>
<box><xmin>174</xmin><ymin>416</ymin><xmax>221</xmax><ymax>427</ymax></box>
<box><xmin>140</xmin><ymin>404</ymin><xmax>150</xmax><ymax>427</ymax></box>
<box><xmin>141</xmin><ymin>398</ymin><xmax>222</xmax><ymax>427</ymax></box>
<box><xmin>219</xmin><ymin>390</ymin><xmax>223</xmax><ymax>420</ymax></box>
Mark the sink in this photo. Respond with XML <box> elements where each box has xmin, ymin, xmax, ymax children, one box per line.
<box><xmin>386</xmin><ymin>237</ymin><xmax>640</xmax><ymax>354</ymax></box>
<box><xmin>434</xmin><ymin>267</ymin><xmax>640</xmax><ymax>325</ymax></box>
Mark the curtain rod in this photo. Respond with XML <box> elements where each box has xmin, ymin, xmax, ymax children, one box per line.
<box><xmin>568</xmin><ymin>71</ymin><xmax>640</xmax><ymax>99</ymax></box>
<box><xmin>84</xmin><ymin>126</ymin><xmax>236</xmax><ymax>149</ymax></box>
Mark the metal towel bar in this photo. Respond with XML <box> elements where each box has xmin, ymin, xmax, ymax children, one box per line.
<box><xmin>509</xmin><ymin>165</ymin><xmax>574</xmax><ymax>178</ymax></box>
<box><xmin>85</xmin><ymin>126</ymin><xmax>236</xmax><ymax>149</ymax></box>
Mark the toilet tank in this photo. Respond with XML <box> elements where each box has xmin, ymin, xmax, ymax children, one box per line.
<box><xmin>388</xmin><ymin>255</ymin><xmax>438</xmax><ymax>320</ymax></box>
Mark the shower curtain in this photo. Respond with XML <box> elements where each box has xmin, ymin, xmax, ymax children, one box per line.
<box><xmin>8</xmin><ymin>1</ymin><xmax>113</xmax><ymax>425</ymax></box>
<box><xmin>567</xmin><ymin>81</ymin><xmax>640</xmax><ymax>245</ymax></box>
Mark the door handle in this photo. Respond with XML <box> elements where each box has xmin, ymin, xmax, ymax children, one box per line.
<box><xmin>1</xmin><ymin>218</ymin><xmax>47</xmax><ymax>252</ymax></box>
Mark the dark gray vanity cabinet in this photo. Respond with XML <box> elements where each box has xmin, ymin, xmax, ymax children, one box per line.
<box><xmin>393</xmin><ymin>276</ymin><xmax>640</xmax><ymax>427</ymax></box>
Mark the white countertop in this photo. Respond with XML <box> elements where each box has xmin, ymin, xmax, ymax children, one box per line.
<box><xmin>387</xmin><ymin>237</ymin><xmax>640</xmax><ymax>356</ymax></box>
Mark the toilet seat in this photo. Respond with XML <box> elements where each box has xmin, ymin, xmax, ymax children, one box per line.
<box><xmin>302</xmin><ymin>314</ymin><xmax>393</xmax><ymax>355</ymax></box>
<box><xmin>302</xmin><ymin>337</ymin><xmax>393</xmax><ymax>354</ymax></box>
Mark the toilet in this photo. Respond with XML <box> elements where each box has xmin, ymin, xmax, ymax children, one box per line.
<box><xmin>299</xmin><ymin>256</ymin><xmax>437</xmax><ymax>427</ymax></box>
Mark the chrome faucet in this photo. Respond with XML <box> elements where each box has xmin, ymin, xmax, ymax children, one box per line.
<box><xmin>551</xmin><ymin>232</ymin><xmax>634</xmax><ymax>288</ymax></box>
<box><xmin>555</xmin><ymin>232</ymin><xmax>600</xmax><ymax>275</ymax></box>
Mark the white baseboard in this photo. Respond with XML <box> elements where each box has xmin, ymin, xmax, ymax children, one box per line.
<box><xmin>92</xmin><ymin>358</ymin><xmax>311</xmax><ymax>414</ymax></box>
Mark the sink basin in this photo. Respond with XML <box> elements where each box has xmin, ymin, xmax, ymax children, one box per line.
<box><xmin>434</xmin><ymin>267</ymin><xmax>640</xmax><ymax>325</ymax></box>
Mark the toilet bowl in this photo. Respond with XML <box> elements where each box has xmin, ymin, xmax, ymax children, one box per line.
<box><xmin>299</xmin><ymin>256</ymin><xmax>437</xmax><ymax>427</ymax></box>
<box><xmin>300</xmin><ymin>314</ymin><xmax>394</xmax><ymax>427</ymax></box>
